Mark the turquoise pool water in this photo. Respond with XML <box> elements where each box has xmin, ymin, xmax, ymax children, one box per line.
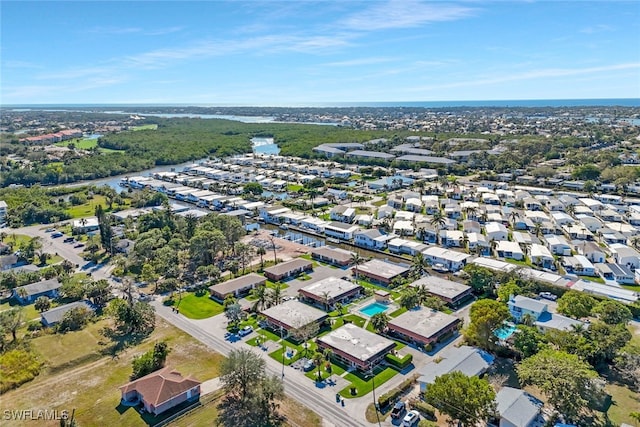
<box><xmin>494</xmin><ymin>323</ymin><xmax>517</xmax><ymax>340</ymax></box>
<box><xmin>359</xmin><ymin>302</ymin><xmax>389</xmax><ymax>317</ymax></box>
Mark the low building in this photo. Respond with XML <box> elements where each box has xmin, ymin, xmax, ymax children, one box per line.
<box><xmin>355</xmin><ymin>259</ymin><xmax>410</xmax><ymax>285</ymax></box>
<box><xmin>298</xmin><ymin>277</ymin><xmax>363</xmax><ymax>310</ymax></box>
<box><xmin>260</xmin><ymin>299</ymin><xmax>328</xmax><ymax>333</ymax></box>
<box><xmin>72</xmin><ymin>216</ymin><xmax>100</xmax><ymax>234</ymax></box>
<box><xmin>323</xmin><ymin>221</ymin><xmax>360</xmax><ymax>240</ymax></box>
<box><xmin>317</xmin><ymin>323</ymin><xmax>395</xmax><ymax>371</ymax></box>
<box><xmin>422</xmin><ymin>247</ymin><xmax>472</xmax><ymax>272</ymax></box>
<box><xmin>263</xmin><ymin>258</ymin><xmax>313</xmax><ymax>281</ymax></box>
<box><xmin>387</xmin><ymin>308</ymin><xmax>460</xmax><ymax>348</ymax></box>
<box><xmin>408</xmin><ymin>276</ymin><xmax>473</xmax><ymax>307</ymax></box>
<box><xmin>509</xmin><ymin>295</ymin><xmax>586</xmax><ymax>332</ymax></box>
<box><xmin>417</xmin><ymin>345</ymin><xmax>494</xmax><ymax>392</ymax></box>
<box><xmin>492</xmin><ymin>387</ymin><xmax>542</xmax><ymax>427</ymax></box>
<box><xmin>13</xmin><ymin>278</ymin><xmax>62</xmax><ymax>305</ymax></box>
<box><xmin>119</xmin><ymin>367</ymin><xmax>201</xmax><ymax>416</ymax></box>
<box><xmin>310</xmin><ymin>246</ymin><xmax>354</xmax><ymax>266</ymax></box>
<box><xmin>41</xmin><ymin>300</ymin><xmax>94</xmax><ymax>327</ymax></box>
<box><xmin>495</xmin><ymin>241</ymin><xmax>524</xmax><ymax>261</ymax></box>
<box><xmin>209</xmin><ymin>273</ymin><xmax>266</xmax><ymax>301</ymax></box>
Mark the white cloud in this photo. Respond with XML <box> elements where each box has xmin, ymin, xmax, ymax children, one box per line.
<box><xmin>341</xmin><ymin>0</ymin><xmax>476</xmax><ymax>31</ymax></box>
<box><xmin>411</xmin><ymin>62</ymin><xmax>640</xmax><ymax>91</ymax></box>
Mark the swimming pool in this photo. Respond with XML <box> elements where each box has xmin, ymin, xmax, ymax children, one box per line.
<box><xmin>494</xmin><ymin>323</ymin><xmax>517</xmax><ymax>340</ymax></box>
<box><xmin>359</xmin><ymin>302</ymin><xmax>389</xmax><ymax>317</ymax></box>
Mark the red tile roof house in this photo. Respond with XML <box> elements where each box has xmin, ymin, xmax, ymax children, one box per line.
<box><xmin>119</xmin><ymin>367</ymin><xmax>201</xmax><ymax>416</ymax></box>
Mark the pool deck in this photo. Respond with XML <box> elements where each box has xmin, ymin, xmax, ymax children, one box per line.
<box><xmin>350</xmin><ymin>297</ymin><xmax>398</xmax><ymax>318</ymax></box>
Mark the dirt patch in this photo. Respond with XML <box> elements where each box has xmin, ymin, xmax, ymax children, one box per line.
<box><xmin>243</xmin><ymin>229</ymin><xmax>311</xmax><ymax>263</ymax></box>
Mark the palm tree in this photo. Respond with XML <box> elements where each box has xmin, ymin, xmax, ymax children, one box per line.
<box><xmin>256</xmin><ymin>246</ymin><xmax>266</xmax><ymax>269</ymax></box>
<box><xmin>509</xmin><ymin>210</ymin><xmax>520</xmax><ymax>228</ymax></box>
<box><xmin>565</xmin><ymin>204</ymin><xmax>576</xmax><ymax>217</ymax></box>
<box><xmin>251</xmin><ymin>284</ymin><xmax>270</xmax><ymax>311</ymax></box>
<box><xmin>269</xmin><ymin>283</ymin><xmax>283</xmax><ymax>306</ymax></box>
<box><xmin>399</xmin><ymin>288</ymin><xmax>420</xmax><ymax>310</ymax></box>
<box><xmin>521</xmin><ymin>313</ymin><xmax>535</xmax><ymax>326</ymax></box>
<box><xmin>430</xmin><ymin>211</ymin><xmax>446</xmax><ymax>245</ymax></box>
<box><xmin>490</xmin><ymin>239</ymin><xmax>498</xmax><ymax>256</ymax></box>
<box><xmin>312</xmin><ymin>352</ymin><xmax>324</xmax><ymax>382</ymax></box>
<box><xmin>350</xmin><ymin>252</ymin><xmax>364</xmax><ymax>282</ymax></box>
<box><xmin>464</xmin><ymin>205</ymin><xmax>478</xmax><ymax>220</ymax></box>
<box><xmin>320</xmin><ymin>291</ymin><xmax>332</xmax><ymax>311</ymax></box>
<box><xmin>459</xmin><ymin>234</ymin><xmax>469</xmax><ymax>252</ymax></box>
<box><xmin>411</xmin><ymin>252</ymin><xmax>428</xmax><ymax>278</ymax></box>
<box><xmin>268</xmin><ymin>235</ymin><xmax>278</xmax><ymax>265</ymax></box>
<box><xmin>370</xmin><ymin>312</ymin><xmax>390</xmax><ymax>334</ymax></box>
<box><xmin>532</xmin><ymin>222</ymin><xmax>543</xmax><ymax>237</ymax></box>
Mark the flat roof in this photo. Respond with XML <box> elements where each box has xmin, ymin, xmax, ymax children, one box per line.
<box><xmin>347</xmin><ymin>150</ymin><xmax>396</xmax><ymax>160</ymax></box>
<box><xmin>300</xmin><ymin>277</ymin><xmax>362</xmax><ymax>300</ymax></box>
<box><xmin>260</xmin><ymin>300</ymin><xmax>327</xmax><ymax>330</ymax></box>
<box><xmin>17</xmin><ymin>278</ymin><xmax>61</xmax><ymax>297</ymax></box>
<box><xmin>357</xmin><ymin>259</ymin><xmax>410</xmax><ymax>279</ymax></box>
<box><xmin>388</xmin><ymin>308</ymin><xmax>459</xmax><ymax>341</ymax></box>
<box><xmin>318</xmin><ymin>323</ymin><xmax>395</xmax><ymax>363</ymax></box>
<box><xmin>409</xmin><ymin>276</ymin><xmax>471</xmax><ymax>300</ymax></box>
<box><xmin>310</xmin><ymin>246</ymin><xmax>354</xmax><ymax>263</ymax></box>
<box><xmin>396</xmin><ymin>155</ymin><xmax>456</xmax><ymax>164</ymax></box>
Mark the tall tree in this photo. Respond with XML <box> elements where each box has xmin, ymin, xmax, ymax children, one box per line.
<box><xmin>399</xmin><ymin>287</ymin><xmax>420</xmax><ymax>310</ymax></box>
<box><xmin>424</xmin><ymin>371</ymin><xmax>496</xmax><ymax>427</ymax></box>
<box><xmin>370</xmin><ymin>312</ymin><xmax>389</xmax><ymax>334</ymax></box>
<box><xmin>591</xmin><ymin>300</ymin><xmax>632</xmax><ymax>325</ymax></box>
<box><xmin>464</xmin><ymin>299</ymin><xmax>511</xmax><ymax>351</ymax></box>
<box><xmin>557</xmin><ymin>291</ymin><xmax>597</xmax><ymax>319</ymax></box>
<box><xmin>517</xmin><ymin>349</ymin><xmax>599</xmax><ymax>422</ymax></box>
<box><xmin>218</xmin><ymin>348</ymin><xmax>284</xmax><ymax>427</ymax></box>
<box><xmin>350</xmin><ymin>252</ymin><xmax>364</xmax><ymax>282</ymax></box>
<box><xmin>95</xmin><ymin>204</ymin><xmax>114</xmax><ymax>254</ymax></box>
<box><xmin>430</xmin><ymin>211</ymin><xmax>446</xmax><ymax>244</ymax></box>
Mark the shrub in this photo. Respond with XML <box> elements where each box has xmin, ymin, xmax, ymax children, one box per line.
<box><xmin>409</xmin><ymin>398</ymin><xmax>436</xmax><ymax>420</ymax></box>
<box><xmin>0</xmin><ymin>349</ymin><xmax>43</xmax><ymax>393</ymax></box>
<box><xmin>385</xmin><ymin>353</ymin><xmax>413</xmax><ymax>369</ymax></box>
<box><xmin>378</xmin><ymin>374</ymin><xmax>418</xmax><ymax>409</ymax></box>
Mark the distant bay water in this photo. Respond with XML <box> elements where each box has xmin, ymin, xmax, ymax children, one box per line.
<box><xmin>6</xmin><ymin>98</ymin><xmax>639</xmax><ymax>109</ymax></box>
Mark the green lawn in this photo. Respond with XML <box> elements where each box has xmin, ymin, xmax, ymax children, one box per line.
<box><xmin>2</xmin><ymin>233</ymin><xmax>33</xmax><ymax>249</ymax></box>
<box><xmin>621</xmin><ymin>284</ymin><xmax>640</xmax><ymax>292</ymax></box>
<box><xmin>131</xmin><ymin>124</ymin><xmax>158</xmax><ymax>131</ymax></box>
<box><xmin>343</xmin><ymin>314</ymin><xmax>366</xmax><ymax>328</ymax></box>
<box><xmin>578</xmin><ymin>275</ymin><xmax>605</xmax><ymax>284</ymax></box>
<box><xmin>55</xmin><ymin>138</ymin><xmax>98</xmax><ymax>149</ymax></box>
<box><xmin>287</xmin><ymin>184</ymin><xmax>304</xmax><ymax>192</ymax></box>
<box><xmin>372</xmin><ymin>200</ymin><xmax>388</xmax><ymax>207</ymax></box>
<box><xmin>0</xmin><ymin>301</ymin><xmax>40</xmax><ymax>324</ymax></box>
<box><xmin>175</xmin><ymin>293</ymin><xmax>224</xmax><ymax>319</ymax></box>
<box><xmin>65</xmin><ymin>195</ymin><xmax>107</xmax><ymax>218</ymax></box>
<box><xmin>340</xmin><ymin>366</ymin><xmax>399</xmax><ymax>398</ymax></box>
<box><xmin>2</xmin><ymin>319</ymin><xmax>223</xmax><ymax>427</ymax></box>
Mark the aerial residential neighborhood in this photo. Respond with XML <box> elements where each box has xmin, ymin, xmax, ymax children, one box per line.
<box><xmin>1</xmin><ymin>104</ymin><xmax>640</xmax><ymax>427</ymax></box>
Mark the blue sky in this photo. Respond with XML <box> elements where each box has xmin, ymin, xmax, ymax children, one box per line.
<box><xmin>2</xmin><ymin>1</ymin><xmax>639</xmax><ymax>105</ymax></box>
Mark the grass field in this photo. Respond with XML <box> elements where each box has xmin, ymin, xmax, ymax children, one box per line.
<box><xmin>3</xmin><ymin>319</ymin><xmax>224</xmax><ymax>427</ymax></box>
<box><xmin>175</xmin><ymin>292</ymin><xmax>224</xmax><ymax>319</ymax></box>
<box><xmin>131</xmin><ymin>124</ymin><xmax>158</xmax><ymax>131</ymax></box>
<box><xmin>0</xmin><ymin>301</ymin><xmax>40</xmax><ymax>324</ymax></box>
<box><xmin>2</xmin><ymin>233</ymin><xmax>33</xmax><ymax>249</ymax></box>
<box><xmin>65</xmin><ymin>195</ymin><xmax>107</xmax><ymax>218</ymax></box>
<box><xmin>55</xmin><ymin>138</ymin><xmax>99</xmax><ymax>149</ymax></box>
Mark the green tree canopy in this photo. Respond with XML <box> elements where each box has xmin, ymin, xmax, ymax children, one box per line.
<box><xmin>464</xmin><ymin>299</ymin><xmax>511</xmax><ymax>351</ymax></box>
<box><xmin>496</xmin><ymin>280</ymin><xmax>521</xmax><ymax>302</ymax></box>
<box><xmin>591</xmin><ymin>299</ymin><xmax>632</xmax><ymax>325</ymax></box>
<box><xmin>424</xmin><ymin>371</ymin><xmax>496</xmax><ymax>427</ymax></box>
<box><xmin>556</xmin><ymin>291</ymin><xmax>597</xmax><ymax>319</ymax></box>
<box><xmin>218</xmin><ymin>348</ymin><xmax>284</xmax><ymax>427</ymax></box>
<box><xmin>517</xmin><ymin>349</ymin><xmax>599</xmax><ymax>422</ymax></box>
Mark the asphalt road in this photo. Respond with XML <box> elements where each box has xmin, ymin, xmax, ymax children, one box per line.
<box><xmin>7</xmin><ymin>224</ymin><xmax>115</xmax><ymax>283</ymax></box>
<box><xmin>151</xmin><ymin>299</ymin><xmax>372</xmax><ymax>427</ymax></box>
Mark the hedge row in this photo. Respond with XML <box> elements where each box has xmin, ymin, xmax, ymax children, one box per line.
<box><xmin>385</xmin><ymin>353</ymin><xmax>413</xmax><ymax>369</ymax></box>
<box><xmin>409</xmin><ymin>398</ymin><xmax>436</xmax><ymax>420</ymax></box>
<box><xmin>378</xmin><ymin>374</ymin><xmax>418</xmax><ymax>409</ymax></box>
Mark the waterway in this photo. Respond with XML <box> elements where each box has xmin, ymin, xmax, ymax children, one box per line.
<box><xmin>69</xmin><ymin>158</ymin><xmax>209</xmax><ymax>193</ymax></box>
<box><xmin>251</xmin><ymin>137</ymin><xmax>280</xmax><ymax>155</ymax></box>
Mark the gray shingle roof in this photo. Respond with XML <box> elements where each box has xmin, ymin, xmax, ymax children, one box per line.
<box><xmin>418</xmin><ymin>345</ymin><xmax>494</xmax><ymax>385</ymax></box>
<box><xmin>495</xmin><ymin>387</ymin><xmax>541</xmax><ymax>427</ymax></box>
